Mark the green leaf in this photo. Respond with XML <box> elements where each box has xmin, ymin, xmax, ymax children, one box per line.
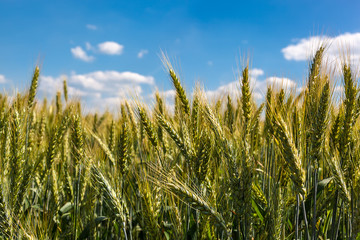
<box><xmin>59</xmin><ymin>202</ymin><xmax>73</xmax><ymax>215</ymax></box>
<box><xmin>164</xmin><ymin>231</ymin><xmax>170</xmax><ymax>240</ymax></box>
<box><xmin>95</xmin><ymin>216</ymin><xmax>108</xmax><ymax>224</ymax></box>
<box><xmin>252</xmin><ymin>199</ymin><xmax>264</xmax><ymax>222</ymax></box>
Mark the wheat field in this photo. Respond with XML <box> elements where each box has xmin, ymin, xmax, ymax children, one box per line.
<box><xmin>0</xmin><ymin>47</ymin><xmax>359</xmax><ymax>239</ymax></box>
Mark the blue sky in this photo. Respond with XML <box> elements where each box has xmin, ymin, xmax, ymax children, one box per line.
<box><xmin>0</xmin><ymin>0</ymin><xmax>360</xmax><ymax>111</ymax></box>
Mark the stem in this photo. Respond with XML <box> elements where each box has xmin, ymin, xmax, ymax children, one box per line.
<box><xmin>74</xmin><ymin>164</ymin><xmax>81</xmax><ymax>240</ymax></box>
<box><xmin>244</xmin><ymin>214</ymin><xmax>248</xmax><ymax>240</ymax></box>
<box><xmin>232</xmin><ymin>217</ymin><xmax>240</xmax><ymax>240</ymax></box>
<box><xmin>123</xmin><ymin>221</ymin><xmax>128</xmax><ymax>240</ymax></box>
<box><xmin>312</xmin><ymin>168</ymin><xmax>317</xmax><ymax>240</ymax></box>
<box><xmin>351</xmin><ymin>187</ymin><xmax>354</xmax><ymax>239</ymax></box>
<box><xmin>302</xmin><ymin>196</ymin><xmax>310</xmax><ymax>240</ymax></box>
<box><xmin>296</xmin><ymin>194</ymin><xmax>300</xmax><ymax>240</ymax></box>
<box><xmin>330</xmin><ymin>191</ymin><xmax>339</xmax><ymax>240</ymax></box>
<box><xmin>129</xmin><ymin>206</ymin><xmax>133</xmax><ymax>240</ymax></box>
<box><xmin>195</xmin><ymin>210</ymin><xmax>199</xmax><ymax>239</ymax></box>
<box><xmin>334</xmin><ymin>201</ymin><xmax>344</xmax><ymax>240</ymax></box>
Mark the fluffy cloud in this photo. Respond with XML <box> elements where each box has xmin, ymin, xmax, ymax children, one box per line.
<box><xmin>73</xmin><ymin>41</ymin><xmax>124</xmax><ymax>59</ymax></box>
<box><xmin>98</xmin><ymin>41</ymin><xmax>124</xmax><ymax>55</ymax></box>
<box><xmin>71</xmin><ymin>74</ymin><xmax>104</xmax><ymax>90</ymax></box>
<box><xmin>70</xmin><ymin>71</ymin><xmax>154</xmax><ymax>90</ymax></box>
<box><xmin>0</xmin><ymin>75</ymin><xmax>7</xmax><ymax>83</ymax></box>
<box><xmin>266</xmin><ymin>77</ymin><xmax>296</xmax><ymax>88</ymax></box>
<box><xmin>249</xmin><ymin>68</ymin><xmax>264</xmax><ymax>78</ymax></box>
<box><xmin>158</xmin><ymin>89</ymin><xmax>176</xmax><ymax>99</ymax></box>
<box><xmin>137</xmin><ymin>49</ymin><xmax>149</xmax><ymax>58</ymax></box>
<box><xmin>71</xmin><ymin>46</ymin><xmax>95</xmax><ymax>62</ymax></box>
<box><xmin>282</xmin><ymin>32</ymin><xmax>360</xmax><ymax>63</ymax></box>
<box><xmin>206</xmin><ymin>81</ymin><xmax>240</xmax><ymax>100</ymax></box>
<box><xmin>39</xmin><ymin>70</ymin><xmax>155</xmax><ymax>112</ymax></box>
<box><xmin>40</xmin><ymin>75</ymin><xmax>87</xmax><ymax>97</ymax></box>
<box><xmin>282</xmin><ymin>36</ymin><xmax>322</xmax><ymax>61</ymax></box>
<box><xmin>86</xmin><ymin>24</ymin><xmax>97</xmax><ymax>30</ymax></box>
<box><xmin>85</xmin><ymin>42</ymin><xmax>93</xmax><ymax>51</ymax></box>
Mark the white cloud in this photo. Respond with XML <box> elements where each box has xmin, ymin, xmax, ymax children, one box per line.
<box><xmin>282</xmin><ymin>36</ymin><xmax>322</xmax><ymax>61</ymax></box>
<box><xmin>253</xmin><ymin>92</ymin><xmax>263</xmax><ymax>100</ymax></box>
<box><xmin>207</xmin><ymin>61</ymin><xmax>213</xmax><ymax>66</ymax></box>
<box><xmin>137</xmin><ymin>49</ymin><xmax>149</xmax><ymax>58</ymax></box>
<box><xmin>117</xmin><ymin>85</ymin><xmax>143</xmax><ymax>98</ymax></box>
<box><xmin>39</xmin><ymin>75</ymin><xmax>62</xmax><ymax>93</ymax></box>
<box><xmin>71</xmin><ymin>74</ymin><xmax>104</xmax><ymax>90</ymax></box>
<box><xmin>159</xmin><ymin>89</ymin><xmax>176</xmax><ymax>99</ymax></box>
<box><xmin>157</xmin><ymin>89</ymin><xmax>177</xmax><ymax>106</ymax></box>
<box><xmin>71</xmin><ymin>46</ymin><xmax>95</xmax><ymax>62</ymax></box>
<box><xmin>206</xmin><ymin>81</ymin><xmax>239</xmax><ymax>100</ymax></box>
<box><xmin>266</xmin><ymin>77</ymin><xmax>297</xmax><ymax>88</ymax></box>
<box><xmin>0</xmin><ymin>75</ymin><xmax>7</xmax><ymax>83</ymax></box>
<box><xmin>282</xmin><ymin>32</ymin><xmax>360</xmax><ymax>63</ymax></box>
<box><xmin>71</xmin><ymin>71</ymin><xmax>154</xmax><ymax>87</ymax></box>
<box><xmin>98</xmin><ymin>41</ymin><xmax>124</xmax><ymax>55</ymax></box>
<box><xmin>85</xmin><ymin>42</ymin><xmax>93</xmax><ymax>51</ymax></box>
<box><xmin>39</xmin><ymin>75</ymin><xmax>87</xmax><ymax>97</ymax></box>
<box><xmin>249</xmin><ymin>68</ymin><xmax>264</xmax><ymax>78</ymax></box>
<box><xmin>101</xmin><ymin>97</ymin><xmax>123</xmax><ymax>108</ymax></box>
<box><xmin>86</xmin><ymin>24</ymin><xmax>97</xmax><ymax>30</ymax></box>
<box><xmin>39</xmin><ymin>70</ymin><xmax>155</xmax><ymax>112</ymax></box>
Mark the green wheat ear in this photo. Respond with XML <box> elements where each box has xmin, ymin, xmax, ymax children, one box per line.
<box><xmin>71</xmin><ymin>114</ymin><xmax>84</xmax><ymax>166</ymax></box>
<box><xmin>63</xmin><ymin>78</ymin><xmax>68</xmax><ymax>102</ymax></box>
<box><xmin>136</xmin><ymin>104</ymin><xmax>159</xmax><ymax>149</ymax></box>
<box><xmin>118</xmin><ymin>119</ymin><xmax>129</xmax><ymax>176</ymax></box>
<box><xmin>311</xmin><ymin>81</ymin><xmax>330</xmax><ymax>167</ymax></box>
<box><xmin>161</xmin><ymin>53</ymin><xmax>190</xmax><ymax>116</ymax></box>
<box><xmin>56</xmin><ymin>91</ymin><xmax>62</xmax><ymax>114</ymax></box>
<box><xmin>264</xmin><ymin>86</ymin><xmax>273</xmax><ymax>139</ymax></box>
<box><xmin>108</xmin><ymin>120</ymin><xmax>115</xmax><ymax>154</ymax></box>
<box><xmin>241</xmin><ymin>66</ymin><xmax>252</xmax><ymax>129</ymax></box>
<box><xmin>271</xmin><ymin>109</ymin><xmax>306</xmax><ymax>196</ymax></box>
<box><xmin>28</xmin><ymin>66</ymin><xmax>40</xmax><ymax>109</ymax></box>
<box><xmin>169</xmin><ymin>68</ymin><xmax>190</xmax><ymax>116</ymax></box>
<box><xmin>308</xmin><ymin>47</ymin><xmax>324</xmax><ymax>92</ymax></box>
<box><xmin>9</xmin><ymin>110</ymin><xmax>23</xmax><ymax>207</ymax></box>
<box><xmin>156</xmin><ymin>112</ymin><xmax>193</xmax><ymax>163</ymax></box>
